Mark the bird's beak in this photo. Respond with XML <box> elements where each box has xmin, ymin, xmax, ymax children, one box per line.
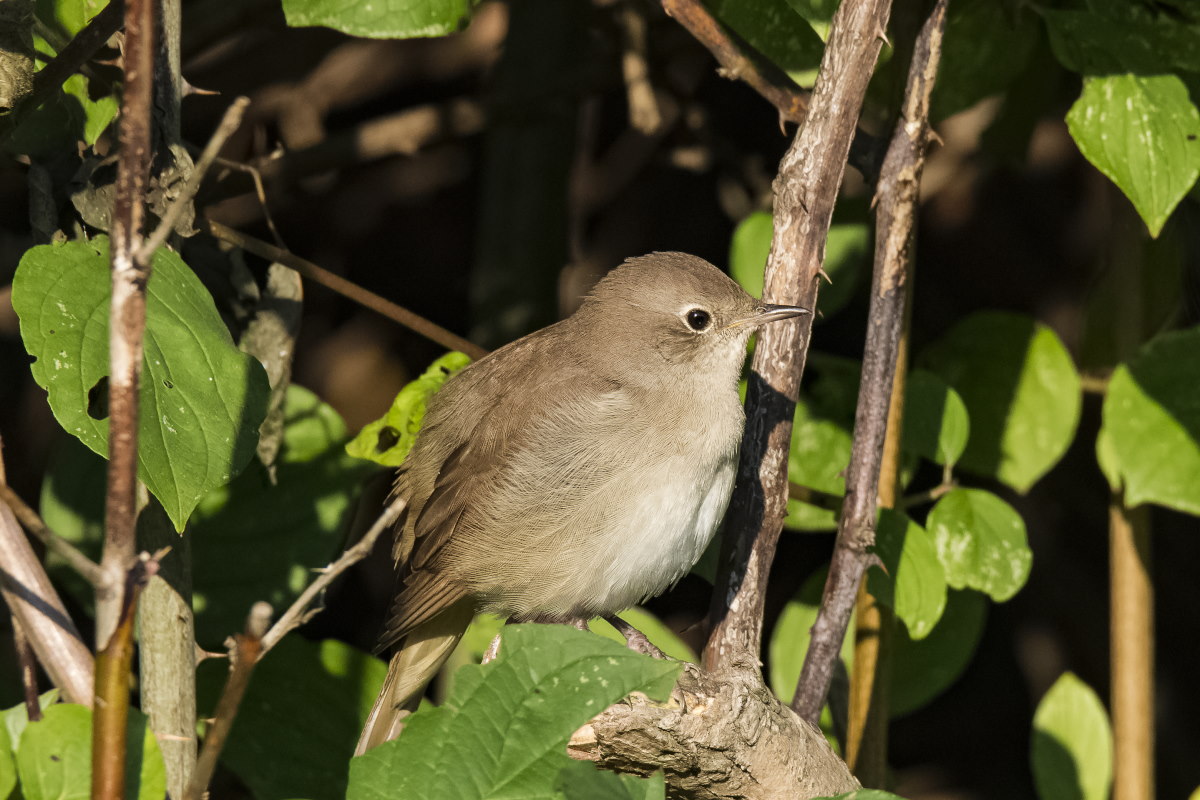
<box><xmin>725</xmin><ymin>303</ymin><xmax>811</xmax><ymax>330</ymax></box>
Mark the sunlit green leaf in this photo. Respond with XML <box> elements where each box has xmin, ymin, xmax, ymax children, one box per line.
<box><xmin>347</xmin><ymin>625</ymin><xmax>680</xmax><ymax>800</ymax></box>
<box><xmin>346</xmin><ymin>351</ymin><xmax>471</xmax><ymax>466</ymax></box>
<box><xmin>1031</xmin><ymin>673</ymin><xmax>1112</xmax><ymax>800</ymax></box>
<box><xmin>926</xmin><ymin>488</ymin><xmax>1031</xmax><ymax>602</ymax></box>
<box><xmin>282</xmin><ymin>0</ymin><xmax>479</xmax><ymax>38</ymax></box>
<box><xmin>15</xmin><ymin>704</ymin><xmax>165</xmax><ymax>800</ymax></box>
<box><xmin>1100</xmin><ymin>326</ymin><xmax>1200</xmax><ymax>514</ymax></box>
<box><xmin>866</xmin><ymin>510</ymin><xmax>947</xmax><ymax>639</ymax></box>
<box><xmin>903</xmin><ymin>370</ymin><xmax>969</xmax><ymax>467</ymax></box>
<box><xmin>1066</xmin><ymin>74</ymin><xmax>1200</xmax><ymax>237</ymax></box>
<box><xmin>920</xmin><ymin>311</ymin><xmax>1080</xmax><ymax>492</ymax></box>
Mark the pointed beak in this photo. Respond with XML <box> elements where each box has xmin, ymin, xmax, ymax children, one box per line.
<box><xmin>725</xmin><ymin>303</ymin><xmax>811</xmax><ymax>330</ymax></box>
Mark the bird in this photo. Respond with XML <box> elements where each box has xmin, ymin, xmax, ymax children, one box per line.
<box><xmin>356</xmin><ymin>251</ymin><xmax>808</xmax><ymax>753</ymax></box>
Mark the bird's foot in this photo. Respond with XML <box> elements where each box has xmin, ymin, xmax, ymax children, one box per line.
<box><xmin>604</xmin><ymin>615</ymin><xmax>669</xmax><ymax>659</ymax></box>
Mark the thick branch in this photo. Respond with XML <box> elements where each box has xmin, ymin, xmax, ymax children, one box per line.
<box><xmin>98</xmin><ymin>0</ymin><xmax>157</xmax><ymax>646</ymax></box>
<box><xmin>570</xmin><ymin>661</ymin><xmax>859</xmax><ymax>799</ymax></box>
<box><xmin>17</xmin><ymin>1</ymin><xmax>122</xmax><ymax>121</ymax></box>
<box><xmin>0</xmin><ymin>445</ymin><xmax>94</xmax><ymax>705</ymax></box>
<box><xmin>203</xmin><ymin>219</ymin><xmax>488</xmax><ymax>360</ymax></box>
<box><xmin>704</xmin><ymin>0</ymin><xmax>895</xmax><ymax>671</ymax></box>
<box><xmin>792</xmin><ymin>0</ymin><xmax>946</xmax><ymax>724</ymax></box>
<box><xmin>0</xmin><ymin>483</ymin><xmax>105</xmax><ymax>586</ymax></box>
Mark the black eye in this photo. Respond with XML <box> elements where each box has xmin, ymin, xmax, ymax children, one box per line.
<box><xmin>685</xmin><ymin>308</ymin><xmax>711</xmax><ymax>331</ymax></box>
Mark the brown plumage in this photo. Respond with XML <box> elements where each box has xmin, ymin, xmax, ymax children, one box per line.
<box><xmin>357</xmin><ymin>252</ymin><xmax>807</xmax><ymax>753</ymax></box>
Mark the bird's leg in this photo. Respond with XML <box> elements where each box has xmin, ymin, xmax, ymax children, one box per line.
<box><xmin>483</xmin><ymin>615</ymin><xmax>589</xmax><ymax>664</ymax></box>
<box><xmin>481</xmin><ymin>632</ymin><xmax>503</xmax><ymax>664</ymax></box>
<box><xmin>605</xmin><ymin>615</ymin><xmax>669</xmax><ymax>659</ymax></box>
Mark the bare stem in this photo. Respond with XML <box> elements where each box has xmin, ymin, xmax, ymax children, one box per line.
<box><xmin>1111</xmin><ymin>497</ymin><xmax>1153</xmax><ymax>800</ymax></box>
<box><xmin>183</xmin><ymin>602</ymin><xmax>272</xmax><ymax>800</ymax></box>
<box><xmin>703</xmin><ymin>0</ymin><xmax>895</xmax><ymax>672</ymax></box>
<box><xmin>259</xmin><ymin>497</ymin><xmax>406</xmax><ymax>654</ymax></box>
<box><xmin>98</xmin><ymin>0</ymin><xmax>157</xmax><ymax>647</ymax></box>
<box><xmin>138</xmin><ymin>95</ymin><xmax>250</xmax><ymax>262</ymax></box>
<box><xmin>203</xmin><ymin>219</ymin><xmax>488</xmax><ymax>360</ymax></box>
<box><xmin>92</xmin><ymin>556</ymin><xmax>157</xmax><ymax>800</ymax></box>
<box><xmin>12</xmin><ymin>616</ymin><xmax>41</xmax><ymax>721</ymax></box>
<box><xmin>792</xmin><ymin>0</ymin><xmax>947</xmax><ymax>726</ymax></box>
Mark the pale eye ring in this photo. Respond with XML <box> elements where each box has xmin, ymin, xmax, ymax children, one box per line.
<box><xmin>685</xmin><ymin>308</ymin><xmax>712</xmax><ymax>331</ymax></box>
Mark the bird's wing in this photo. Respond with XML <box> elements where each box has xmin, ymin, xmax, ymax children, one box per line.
<box><xmin>379</xmin><ymin>324</ymin><xmax>622</xmax><ymax>649</ymax></box>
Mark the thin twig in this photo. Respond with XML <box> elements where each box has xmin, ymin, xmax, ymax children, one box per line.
<box><xmin>12</xmin><ymin>616</ymin><xmax>41</xmax><ymax>721</ymax></box>
<box><xmin>203</xmin><ymin>219</ymin><xmax>488</xmax><ymax>360</ymax></box>
<box><xmin>98</xmin><ymin>0</ymin><xmax>156</xmax><ymax>647</ymax></box>
<box><xmin>1080</xmin><ymin>371</ymin><xmax>1111</xmax><ymax>395</ymax></box>
<box><xmin>661</xmin><ymin>0</ymin><xmax>808</xmax><ymax>123</ymax></box>
<box><xmin>1111</xmin><ymin>496</ymin><xmax>1154</xmax><ymax>800</ymax></box>
<box><xmin>792</xmin><ymin>0</ymin><xmax>947</xmax><ymax>725</ymax></box>
<box><xmin>92</xmin><ymin>554</ymin><xmax>158</xmax><ymax>800</ymax></box>
<box><xmin>183</xmin><ymin>602</ymin><xmax>272</xmax><ymax>800</ymax></box>
<box><xmin>703</xmin><ymin>0</ymin><xmax>895</xmax><ymax>672</ymax></box>
<box><xmin>0</xmin><ymin>483</ymin><xmax>106</xmax><ymax>587</ymax></box>
<box><xmin>207</xmin><ymin>154</ymin><xmax>286</xmax><ymax>246</ymax></box>
<box><xmin>259</xmin><ymin>497</ymin><xmax>406</xmax><ymax>654</ymax></box>
<box><xmin>900</xmin><ymin>479</ymin><xmax>955</xmax><ymax>509</ymax></box>
<box><xmin>138</xmin><ymin>95</ymin><xmax>250</xmax><ymax>262</ymax></box>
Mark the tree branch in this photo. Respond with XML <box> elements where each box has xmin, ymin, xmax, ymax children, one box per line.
<box><xmin>259</xmin><ymin>497</ymin><xmax>406</xmax><ymax>655</ymax></box>
<box><xmin>0</xmin><ymin>441</ymin><xmax>94</xmax><ymax>705</ymax></box>
<box><xmin>92</xmin><ymin>554</ymin><xmax>157</xmax><ymax>800</ymax></box>
<box><xmin>569</xmin><ymin>661</ymin><xmax>859</xmax><ymax>799</ymax></box>
<box><xmin>183</xmin><ymin>602</ymin><xmax>271</xmax><ymax>800</ymax></box>
<box><xmin>792</xmin><ymin>0</ymin><xmax>947</xmax><ymax>725</ymax></box>
<box><xmin>704</xmin><ymin>0</ymin><xmax>895</xmax><ymax>672</ymax></box>
<box><xmin>203</xmin><ymin>219</ymin><xmax>488</xmax><ymax>360</ymax></box>
<box><xmin>15</xmin><ymin>1</ymin><xmax>123</xmax><ymax>123</ymax></box>
<box><xmin>98</xmin><ymin>0</ymin><xmax>157</xmax><ymax>646</ymax></box>
<box><xmin>0</xmin><ymin>482</ymin><xmax>105</xmax><ymax>587</ymax></box>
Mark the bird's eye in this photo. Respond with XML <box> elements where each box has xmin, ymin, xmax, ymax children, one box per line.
<box><xmin>685</xmin><ymin>308</ymin><xmax>712</xmax><ymax>331</ymax></box>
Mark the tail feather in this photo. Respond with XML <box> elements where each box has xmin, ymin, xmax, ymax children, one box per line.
<box><xmin>356</xmin><ymin>599</ymin><xmax>475</xmax><ymax>755</ymax></box>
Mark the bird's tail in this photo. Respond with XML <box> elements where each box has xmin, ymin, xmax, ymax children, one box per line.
<box><xmin>355</xmin><ymin>598</ymin><xmax>475</xmax><ymax>755</ymax></box>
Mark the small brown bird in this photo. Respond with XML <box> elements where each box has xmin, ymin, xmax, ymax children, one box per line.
<box><xmin>357</xmin><ymin>252</ymin><xmax>807</xmax><ymax>753</ymax></box>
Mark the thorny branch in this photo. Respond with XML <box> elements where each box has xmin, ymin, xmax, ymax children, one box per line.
<box><xmin>259</xmin><ymin>497</ymin><xmax>407</xmax><ymax>655</ymax></box>
<box><xmin>183</xmin><ymin>602</ymin><xmax>272</xmax><ymax>800</ymax></box>
<box><xmin>97</xmin><ymin>0</ymin><xmax>156</xmax><ymax>645</ymax></box>
<box><xmin>704</xmin><ymin>0</ymin><xmax>895</xmax><ymax>671</ymax></box>
<box><xmin>792</xmin><ymin>0</ymin><xmax>948</xmax><ymax>724</ymax></box>
<box><xmin>203</xmin><ymin>219</ymin><xmax>488</xmax><ymax>360</ymax></box>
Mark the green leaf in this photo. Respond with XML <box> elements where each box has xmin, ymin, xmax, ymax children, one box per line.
<box><xmin>346</xmin><ymin>351</ymin><xmax>471</xmax><ymax>466</ymax></box>
<box><xmin>703</xmin><ymin>0</ymin><xmax>825</xmax><ymax>85</ymax></box>
<box><xmin>786</xmin><ymin>406</ymin><xmax>852</xmax><ymax>531</ymax></box>
<box><xmin>931</xmin><ymin>0</ymin><xmax>1039</xmax><ymax>120</ymax></box>
<box><xmin>196</xmin><ymin>637</ymin><xmax>387</xmax><ymax>800</ymax></box>
<box><xmin>12</xmin><ymin>236</ymin><xmax>270</xmax><ymax>530</ymax></box>
<box><xmin>0</xmin><ymin>720</ymin><xmax>13</xmax><ymax>800</ymax></box>
<box><xmin>768</xmin><ymin>568</ymin><xmax>853</xmax><ymax>705</ymax></box>
<box><xmin>866</xmin><ymin>510</ymin><xmax>947</xmax><ymax>639</ymax></box>
<box><xmin>554</xmin><ymin>763</ymin><xmax>665</xmax><ymax>800</ymax></box>
<box><xmin>347</xmin><ymin>625</ymin><xmax>680</xmax><ymax>800</ymax></box>
<box><xmin>1065</xmin><ymin>74</ymin><xmax>1200</xmax><ymax>237</ymax></box>
<box><xmin>15</xmin><ymin>704</ymin><xmax>165</xmax><ymax>800</ymax></box>
<box><xmin>282</xmin><ymin>0</ymin><xmax>478</xmax><ymax>38</ymax></box>
<box><xmin>2</xmin><ymin>692</ymin><xmax>59</xmax><ymax>755</ymax></box>
<box><xmin>902</xmin><ymin>369</ymin><xmax>970</xmax><ymax>467</ymax></box>
<box><xmin>1031</xmin><ymin>673</ymin><xmax>1113</xmax><ymax>800</ymax></box>
<box><xmin>1100</xmin><ymin>326</ymin><xmax>1200</xmax><ymax>514</ymax></box>
<box><xmin>890</xmin><ymin>589</ymin><xmax>986</xmax><ymax>716</ymax></box>
<box><xmin>729</xmin><ymin>211</ymin><xmax>868</xmax><ymax>319</ymax></box>
<box><xmin>189</xmin><ymin>385</ymin><xmax>375</xmax><ymax>647</ymax></box>
<box><xmin>920</xmin><ymin>311</ymin><xmax>1080</xmax><ymax>492</ymax></box>
<box><xmin>1043</xmin><ymin>8</ymin><xmax>1200</xmax><ymax>75</ymax></box>
<box><xmin>926</xmin><ymin>488</ymin><xmax>1031</xmax><ymax>602</ymax></box>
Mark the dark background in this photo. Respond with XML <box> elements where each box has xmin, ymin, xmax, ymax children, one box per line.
<box><xmin>1</xmin><ymin>1</ymin><xmax>1198</xmax><ymax>797</ymax></box>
